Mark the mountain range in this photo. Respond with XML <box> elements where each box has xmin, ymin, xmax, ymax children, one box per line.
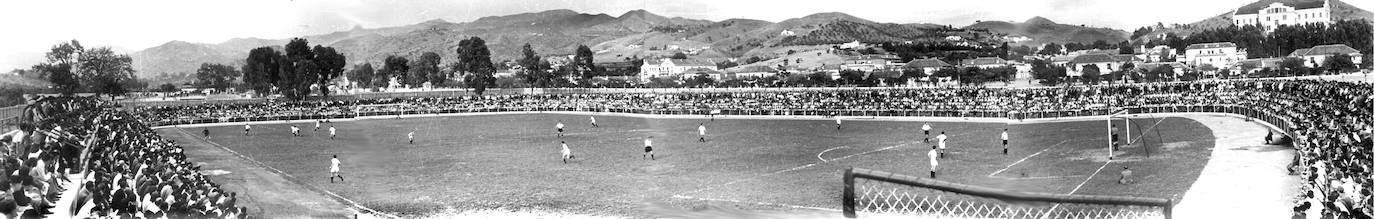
<box><xmin>965</xmin><ymin>16</ymin><xmax>1129</xmax><ymax>45</ymax></box>
<box><xmin>129</xmin><ymin>9</ymin><xmax>1128</xmax><ymax>83</ymax></box>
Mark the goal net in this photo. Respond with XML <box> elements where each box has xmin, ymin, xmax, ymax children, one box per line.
<box><xmin>843</xmin><ymin>168</ymin><xmax>1172</xmax><ymax>219</ymax></box>
<box><xmin>1108</xmin><ymin>110</ymin><xmax>1168</xmax><ymax>159</ymax></box>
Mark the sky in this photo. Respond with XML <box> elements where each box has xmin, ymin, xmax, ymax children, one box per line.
<box><xmin>2</xmin><ymin>0</ymin><xmax>1371</xmax><ymax>71</ymax></box>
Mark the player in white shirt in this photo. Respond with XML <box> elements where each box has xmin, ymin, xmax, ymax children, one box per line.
<box><xmin>556</xmin><ymin>122</ymin><xmax>565</xmax><ymax>138</ymax></box>
<box><xmin>561</xmin><ymin>141</ymin><xmax>574</xmax><ymax>163</ymax></box>
<box><xmin>329</xmin><ymin>126</ymin><xmax>337</xmax><ymax>140</ymax></box>
<box><xmin>291</xmin><ymin>125</ymin><xmax>300</xmax><ymax>137</ymax></box>
<box><xmin>922</xmin><ymin>123</ymin><xmax>932</xmax><ymax>143</ymax></box>
<box><xmin>329</xmin><ymin>155</ymin><xmax>344</xmax><ymax>183</ymax></box>
<box><xmin>936</xmin><ymin>132</ymin><xmax>948</xmax><ymax>158</ymax></box>
<box><xmin>244</xmin><ymin>124</ymin><xmax>251</xmax><ymax>136</ymax></box>
<box><xmin>697</xmin><ymin>123</ymin><xmax>707</xmax><ymax>142</ymax></box>
<box><xmin>643</xmin><ymin>137</ymin><xmax>655</xmax><ymax>160</ymax></box>
<box><xmin>315</xmin><ymin>120</ymin><xmax>321</xmax><ymax>131</ymax></box>
<box><xmin>589</xmin><ymin>116</ymin><xmax>598</xmax><ymax>128</ymax></box>
<box><xmin>928</xmin><ymin>148</ymin><xmax>939</xmax><ymax>178</ymax></box>
<box><xmin>1001</xmin><ymin>128</ymin><xmax>1009</xmax><ymax>155</ymax></box>
<box><xmin>408</xmin><ymin>130</ymin><xmax>415</xmax><ymax>144</ymax></box>
<box><xmin>835</xmin><ymin>117</ymin><xmax>842</xmax><ymax>130</ymax></box>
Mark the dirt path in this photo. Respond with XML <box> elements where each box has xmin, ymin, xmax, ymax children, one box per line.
<box><xmin>159</xmin><ymin>128</ymin><xmax>357</xmax><ymax>218</ymax></box>
<box><xmin>1171</xmin><ymin>115</ymin><xmax>1301</xmax><ymax>219</ymax></box>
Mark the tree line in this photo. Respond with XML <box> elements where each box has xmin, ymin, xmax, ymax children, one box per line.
<box><xmin>30</xmin><ymin>40</ymin><xmax>143</xmax><ymax>97</ymax></box>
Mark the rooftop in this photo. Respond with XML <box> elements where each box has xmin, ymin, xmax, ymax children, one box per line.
<box><xmin>1185</xmin><ymin>42</ymin><xmax>1238</xmax><ymax>50</ymax></box>
<box><xmin>1234</xmin><ymin>0</ymin><xmax>1327</xmax><ymax>15</ymax></box>
<box><xmin>1290</xmin><ymin>44</ymin><xmax>1362</xmax><ymax>57</ymax></box>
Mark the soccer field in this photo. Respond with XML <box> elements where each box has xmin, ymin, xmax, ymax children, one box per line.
<box><xmin>160</xmin><ymin>113</ymin><xmax>1217</xmax><ymax>218</ymax></box>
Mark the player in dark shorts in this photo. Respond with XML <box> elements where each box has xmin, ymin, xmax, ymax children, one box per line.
<box><xmin>643</xmin><ymin>137</ymin><xmax>655</xmax><ymax>160</ymax></box>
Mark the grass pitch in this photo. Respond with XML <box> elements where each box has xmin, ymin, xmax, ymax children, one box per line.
<box><xmin>166</xmin><ymin>113</ymin><xmax>1215</xmax><ymax>218</ymax></box>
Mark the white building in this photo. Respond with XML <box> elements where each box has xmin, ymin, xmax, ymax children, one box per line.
<box><xmin>960</xmin><ymin>57</ymin><xmax>1009</xmax><ymax>69</ymax></box>
<box><xmin>1289</xmin><ymin>44</ymin><xmax>1364</xmax><ymax>68</ymax></box>
<box><xmin>1232</xmin><ymin>0</ymin><xmax>1333</xmax><ymax>30</ymax></box>
<box><xmin>839</xmin><ymin>41</ymin><xmax>864</xmax><ymax>49</ymax></box>
<box><xmin>640</xmin><ymin>58</ymin><xmax>718</xmax><ymax>82</ymax></box>
<box><xmin>1068</xmin><ymin>54</ymin><xmax>1138</xmax><ymax>77</ymax></box>
<box><xmin>1183</xmin><ymin>42</ymin><xmax>1248</xmax><ymax>70</ymax></box>
<box><xmin>780</xmin><ymin>30</ymin><xmax>796</xmax><ymax>36</ymax></box>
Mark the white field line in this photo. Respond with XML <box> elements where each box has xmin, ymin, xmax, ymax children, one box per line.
<box><xmin>173</xmin><ymin>128</ymin><xmax>400</xmax><ymax>219</ymax></box>
<box><xmin>1069</xmin><ymin>160</ymin><xmax>1113</xmax><ymax>195</ymax></box>
<box><xmin>987</xmin><ymin>139</ymin><xmax>1070</xmax><ymax>177</ymax></box>
<box><xmin>816</xmin><ymin>146</ymin><xmax>850</xmax><ymax>162</ymax></box>
<box><xmin>1041</xmin><ymin>159</ymin><xmax>1114</xmax><ymax>219</ymax></box>
<box><xmin>677</xmin><ymin>142</ymin><xmax>912</xmax><ymax>197</ymax></box>
<box><xmin>670</xmin><ymin>194</ymin><xmax>842</xmax><ymax>212</ymax></box>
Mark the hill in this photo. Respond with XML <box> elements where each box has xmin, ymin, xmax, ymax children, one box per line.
<box><xmin>965</xmin><ymin>16</ymin><xmax>1130</xmax><ymax>45</ymax></box>
<box><xmin>1134</xmin><ymin>0</ymin><xmax>1373</xmax><ymax>42</ymax></box>
<box><xmin>129</xmin><ymin>10</ymin><xmax>1089</xmax><ymax>78</ymax></box>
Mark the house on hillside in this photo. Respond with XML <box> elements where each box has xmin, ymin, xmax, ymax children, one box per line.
<box><xmin>1183</xmin><ymin>42</ymin><xmax>1247</xmax><ymax>70</ymax></box>
<box><xmin>681</xmin><ymin>68</ymin><xmax>725</xmax><ymax>80</ymax></box>
<box><xmin>727</xmin><ymin>66</ymin><xmax>779</xmax><ymax>79</ymax></box>
<box><xmin>905</xmin><ymin>58</ymin><xmax>952</xmax><ymax>76</ymax></box>
<box><xmin>839</xmin><ymin>41</ymin><xmax>865</xmax><ymax>49</ymax></box>
<box><xmin>640</xmin><ymin>58</ymin><xmax>719</xmax><ymax>82</ymax></box>
<box><xmin>1067</xmin><ymin>54</ymin><xmax>1137</xmax><ymax>77</ymax></box>
<box><xmin>1134</xmin><ymin>62</ymin><xmax>1191</xmax><ymax>77</ymax></box>
<box><xmin>1067</xmin><ymin>49</ymin><xmax>1119</xmax><ymax>56</ymax></box>
<box><xmin>961</xmin><ymin>57</ymin><xmax>1009</xmax><ymax>69</ymax></box>
<box><xmin>841</xmin><ymin>57</ymin><xmax>900</xmax><ymax>72</ymax></box>
<box><xmin>1233</xmin><ymin>58</ymin><xmax>1286</xmax><ymax>73</ymax></box>
<box><xmin>1135</xmin><ymin>45</ymin><xmax>1177</xmax><ymax>63</ymax></box>
<box><xmin>1288</xmin><ymin>44</ymin><xmax>1364</xmax><ymax>68</ymax></box>
<box><xmin>1232</xmin><ymin>0</ymin><xmax>1332</xmax><ymax>30</ymax></box>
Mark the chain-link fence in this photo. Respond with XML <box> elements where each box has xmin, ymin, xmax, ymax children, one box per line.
<box><xmin>843</xmin><ymin>168</ymin><xmax>1172</xmax><ymax>219</ymax></box>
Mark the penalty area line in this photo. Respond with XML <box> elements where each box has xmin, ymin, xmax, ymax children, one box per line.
<box><xmin>816</xmin><ymin>146</ymin><xmax>850</xmax><ymax>162</ymax></box>
<box><xmin>174</xmin><ymin>128</ymin><xmax>399</xmax><ymax>219</ymax></box>
<box><xmin>988</xmin><ymin>139</ymin><xmax>1070</xmax><ymax>177</ymax></box>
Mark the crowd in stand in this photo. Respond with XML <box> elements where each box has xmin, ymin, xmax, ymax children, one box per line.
<box><xmin>2</xmin><ymin>96</ymin><xmax>245</xmax><ymax>218</ymax></box>
<box><xmin>127</xmin><ymin>80</ymin><xmax>1371</xmax><ymax>218</ymax></box>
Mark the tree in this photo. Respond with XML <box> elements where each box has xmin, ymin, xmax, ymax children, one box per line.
<box><xmin>518</xmin><ymin>43</ymin><xmax>549</xmax><ymax>87</ymax></box>
<box><xmin>33</xmin><ymin>40</ymin><xmax>85</xmax><ymax>95</ymax></box>
<box><xmin>1038</xmin><ymin>43</ymin><xmax>1062</xmax><ymax>55</ymax></box>
<box><xmin>455</xmin><ymin>37</ymin><xmax>495</xmax><ymax>95</ymax></box>
<box><xmin>382</xmin><ymin>56</ymin><xmax>409</xmax><ymax>88</ymax></box>
<box><xmin>1147</xmin><ymin>65</ymin><xmax>1173</xmax><ymax>82</ymax></box>
<box><xmin>275</xmin><ymin>38</ymin><xmax>317</xmax><ymax>99</ymax></box>
<box><xmin>407</xmin><ymin>52</ymin><xmax>443</xmax><ymax>87</ymax></box>
<box><xmin>574</xmin><ymin>45</ymin><xmax>595</xmax><ymax>79</ymax></box>
<box><xmin>194</xmin><ymin>63</ymin><xmax>240</xmax><ymax>91</ymax></box>
<box><xmin>157</xmin><ymin>83</ymin><xmax>178</xmax><ymax>92</ymax></box>
<box><xmin>77</xmin><ymin>47</ymin><xmax>137</xmax><ymax>97</ymax></box>
<box><xmin>1323</xmin><ymin>54</ymin><xmax>1358</xmax><ymax>73</ymax></box>
<box><xmin>312</xmin><ymin>45</ymin><xmax>346</xmax><ymax>96</ymax></box>
<box><xmin>839</xmin><ymin>70</ymin><xmax>867</xmax><ymax>85</ymax></box>
<box><xmin>1278</xmin><ymin>57</ymin><xmax>1307</xmax><ymax>76</ymax></box>
<box><xmin>670</xmin><ymin>52</ymin><xmax>688</xmax><ymax>59</ymax></box>
<box><xmin>242</xmin><ymin>47</ymin><xmax>282</xmax><ymax>94</ymax></box>
<box><xmin>1117</xmin><ymin>41</ymin><xmax>1134</xmax><ymax>54</ymax></box>
<box><xmin>1081</xmin><ymin>64</ymin><xmax>1101</xmax><ymax>84</ymax></box>
<box><xmin>346</xmin><ymin>63</ymin><xmax>375</xmax><ymax>89</ymax></box>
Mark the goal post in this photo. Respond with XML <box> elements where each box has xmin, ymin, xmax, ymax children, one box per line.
<box><xmin>842</xmin><ymin>168</ymin><xmax>1173</xmax><ymax>219</ymax></box>
<box><xmin>1107</xmin><ymin>110</ymin><xmax>1130</xmax><ymax>160</ymax></box>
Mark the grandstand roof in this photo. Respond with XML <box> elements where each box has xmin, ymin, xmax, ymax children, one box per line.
<box><xmin>1234</xmin><ymin>0</ymin><xmax>1326</xmax><ymax>15</ymax></box>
